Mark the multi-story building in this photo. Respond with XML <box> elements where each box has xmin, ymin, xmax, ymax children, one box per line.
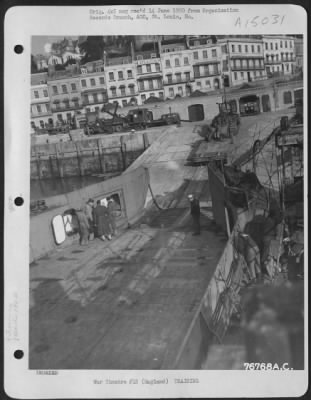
<box><xmin>160</xmin><ymin>37</ymin><xmax>194</xmax><ymax>99</ymax></box>
<box><xmin>134</xmin><ymin>50</ymin><xmax>164</xmax><ymax>104</ymax></box>
<box><xmin>263</xmin><ymin>35</ymin><xmax>295</xmax><ymax>76</ymax></box>
<box><xmin>293</xmin><ymin>36</ymin><xmax>303</xmax><ymax>73</ymax></box>
<box><xmin>188</xmin><ymin>36</ymin><xmax>223</xmax><ymax>92</ymax></box>
<box><xmin>47</xmin><ymin>65</ymin><xmax>83</xmax><ymax>125</ymax></box>
<box><xmin>104</xmin><ymin>56</ymin><xmax>139</xmax><ymax>107</ymax></box>
<box><xmin>30</xmin><ymin>72</ymin><xmax>53</xmax><ymax>133</ymax></box>
<box><xmin>80</xmin><ymin>60</ymin><xmax>108</xmax><ymax>113</ymax></box>
<box><xmin>219</xmin><ymin>36</ymin><xmax>266</xmax><ymax>87</ymax></box>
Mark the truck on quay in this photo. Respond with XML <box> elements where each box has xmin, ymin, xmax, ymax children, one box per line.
<box><xmin>77</xmin><ymin>103</ymin><xmax>181</xmax><ymax>135</ymax></box>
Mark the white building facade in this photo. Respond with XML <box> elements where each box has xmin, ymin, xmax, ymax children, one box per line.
<box><xmin>160</xmin><ymin>41</ymin><xmax>194</xmax><ymax>99</ymax></box>
<box><xmin>105</xmin><ymin>56</ymin><xmax>139</xmax><ymax>107</ymax></box>
<box><xmin>263</xmin><ymin>35</ymin><xmax>295</xmax><ymax>76</ymax></box>
<box><xmin>134</xmin><ymin>51</ymin><xmax>164</xmax><ymax>104</ymax></box>
<box><xmin>30</xmin><ymin>73</ymin><xmax>53</xmax><ymax>133</ymax></box>
<box><xmin>219</xmin><ymin>37</ymin><xmax>266</xmax><ymax>87</ymax></box>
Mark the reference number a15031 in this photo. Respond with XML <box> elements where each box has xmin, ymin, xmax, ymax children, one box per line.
<box><xmin>244</xmin><ymin>363</ymin><xmax>293</xmax><ymax>370</ymax></box>
<box><xmin>235</xmin><ymin>15</ymin><xmax>286</xmax><ymax>28</ymax></box>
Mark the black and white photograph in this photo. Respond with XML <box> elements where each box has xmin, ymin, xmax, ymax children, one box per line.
<box><xmin>4</xmin><ymin>4</ymin><xmax>308</xmax><ymax>399</ymax></box>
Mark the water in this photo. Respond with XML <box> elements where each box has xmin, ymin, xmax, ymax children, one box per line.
<box><xmin>30</xmin><ymin>176</ymin><xmax>108</xmax><ymax>201</ymax></box>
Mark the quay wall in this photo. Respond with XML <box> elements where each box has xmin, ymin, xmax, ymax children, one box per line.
<box><xmin>30</xmin><ymin>166</ymin><xmax>149</xmax><ymax>263</ymax></box>
<box><xmin>31</xmin><ymin>131</ymin><xmax>150</xmax><ymax>180</ymax></box>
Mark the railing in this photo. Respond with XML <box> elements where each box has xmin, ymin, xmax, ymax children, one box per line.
<box><xmin>138</xmin><ymin>86</ymin><xmax>163</xmax><ymax>92</ymax></box>
<box><xmin>31</xmin><ymin>111</ymin><xmax>53</xmax><ymax>118</ymax></box>
<box><xmin>193</xmin><ymin>71</ymin><xmax>220</xmax><ymax>78</ymax></box>
<box><xmin>136</xmin><ymin>70</ymin><xmax>162</xmax><ymax>76</ymax></box>
<box><xmin>51</xmin><ymin>104</ymin><xmax>83</xmax><ymax>112</ymax></box>
<box><xmin>163</xmin><ymin>77</ymin><xmax>194</xmax><ymax>85</ymax></box>
<box><xmin>82</xmin><ymin>99</ymin><xmax>107</xmax><ymax>106</ymax></box>
<box><xmin>231</xmin><ymin>65</ymin><xmax>265</xmax><ymax>71</ymax></box>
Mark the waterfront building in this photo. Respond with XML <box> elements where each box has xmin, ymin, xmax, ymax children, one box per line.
<box><xmin>47</xmin><ymin>65</ymin><xmax>83</xmax><ymax>125</ymax></box>
<box><xmin>160</xmin><ymin>37</ymin><xmax>194</xmax><ymax>99</ymax></box>
<box><xmin>188</xmin><ymin>36</ymin><xmax>223</xmax><ymax>92</ymax></box>
<box><xmin>134</xmin><ymin>48</ymin><xmax>164</xmax><ymax>104</ymax></box>
<box><xmin>104</xmin><ymin>55</ymin><xmax>139</xmax><ymax>107</ymax></box>
<box><xmin>30</xmin><ymin>72</ymin><xmax>52</xmax><ymax>133</ymax></box>
<box><xmin>79</xmin><ymin>60</ymin><xmax>108</xmax><ymax>113</ymax></box>
<box><xmin>293</xmin><ymin>36</ymin><xmax>303</xmax><ymax>74</ymax></box>
<box><xmin>262</xmin><ymin>35</ymin><xmax>295</xmax><ymax>77</ymax></box>
<box><xmin>218</xmin><ymin>36</ymin><xmax>266</xmax><ymax>87</ymax></box>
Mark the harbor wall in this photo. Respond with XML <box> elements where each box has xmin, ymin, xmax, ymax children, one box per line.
<box><xmin>31</xmin><ymin>131</ymin><xmax>149</xmax><ymax>180</ymax></box>
<box><xmin>30</xmin><ymin>166</ymin><xmax>149</xmax><ymax>263</ymax></box>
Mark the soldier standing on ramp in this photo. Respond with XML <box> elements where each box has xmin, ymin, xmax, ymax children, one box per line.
<box><xmin>188</xmin><ymin>194</ymin><xmax>201</xmax><ymax>236</ymax></box>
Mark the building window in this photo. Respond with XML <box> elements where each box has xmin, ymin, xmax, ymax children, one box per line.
<box><xmin>275</xmin><ymin>43</ymin><xmax>278</xmax><ymax>50</ymax></box>
<box><xmin>109</xmin><ymin>72</ymin><xmax>114</xmax><ymax>81</ymax></box>
<box><xmin>148</xmin><ymin>80</ymin><xmax>154</xmax><ymax>90</ymax></box>
<box><xmin>203</xmin><ymin>50</ymin><xmax>208</xmax><ymax>59</ymax></box>
<box><xmin>118</xmin><ymin>71</ymin><xmax>123</xmax><ymax>80</ymax></box>
<box><xmin>34</xmin><ymin>90</ymin><xmax>39</xmax><ymax>98</ymax></box>
<box><xmin>40</xmin><ymin>120</ymin><xmax>44</xmax><ymax>128</ymax></box>
<box><xmin>93</xmin><ymin>93</ymin><xmax>98</xmax><ymax>103</ymax></box>
<box><xmin>231</xmin><ymin>45</ymin><xmax>235</xmax><ymax>52</ymax></box>
<box><xmin>251</xmin><ymin>45</ymin><xmax>254</xmax><ymax>53</ymax></box>
<box><xmin>46</xmin><ymin>103</ymin><xmax>50</xmax><ymax>112</ymax></box>
<box><xmin>169</xmin><ymin>87</ymin><xmax>174</xmax><ymax>97</ymax></box>
<box><xmin>178</xmin><ymin>87</ymin><xmax>183</xmax><ymax>96</ymax></box>
<box><xmin>290</xmin><ymin>41</ymin><xmax>293</xmax><ymax>48</ymax></box>
<box><xmin>193</xmin><ymin>51</ymin><xmax>198</xmax><ymax>60</ymax></box>
<box><xmin>234</xmin><ymin>72</ymin><xmax>238</xmax><ymax>80</ymax></box>
<box><xmin>167</xmin><ymin>74</ymin><xmax>173</xmax><ymax>84</ymax></box>
<box><xmin>184</xmin><ymin>57</ymin><xmax>189</xmax><ymax>65</ymax></box>
<box><xmin>165</xmin><ymin>60</ymin><xmax>171</xmax><ymax>68</ymax></box>
<box><xmin>43</xmin><ymin>89</ymin><xmax>48</xmax><ymax>97</ymax></box>
<box><xmin>120</xmin><ymin>86</ymin><xmax>126</xmax><ymax>96</ymax></box>
<box><xmin>285</xmin><ymin>41</ymin><xmax>288</xmax><ymax>48</ymax></box>
<box><xmin>71</xmin><ymin>83</ymin><xmax>77</xmax><ymax>91</ymax></box>
<box><xmin>283</xmin><ymin>91</ymin><xmax>292</xmax><ymax>104</ymax></box>
<box><xmin>36</xmin><ymin>105</ymin><xmax>42</xmax><ymax>113</ymax></box>
<box><xmin>31</xmin><ymin>122</ymin><xmax>36</xmax><ymax>129</ymax></box>
<box><xmin>241</xmin><ymin>72</ymin><xmax>244</xmax><ymax>78</ymax></box>
<box><xmin>222</xmin><ymin>60</ymin><xmax>228</xmax><ymax>71</ymax></box>
<box><xmin>146</xmin><ymin>64</ymin><xmax>152</xmax><ymax>73</ymax></box>
<box><xmin>81</xmin><ymin>80</ymin><xmax>86</xmax><ymax>87</ymax></box>
<box><xmin>86</xmin><ymin>108</ymin><xmax>90</xmax><ymax>112</ymax></box>
<box><xmin>62</xmin><ymin>85</ymin><xmax>68</xmax><ymax>93</ymax></box>
<box><xmin>111</xmin><ymin>87</ymin><xmax>117</xmax><ymax>96</ymax></box>
<box><xmin>280</xmin><ymin>41</ymin><xmax>283</xmax><ymax>48</ymax></box>
<box><xmin>265</xmin><ymin>43</ymin><xmax>268</xmax><ymax>50</ymax></box>
<box><xmin>127</xmin><ymin>70</ymin><xmax>133</xmax><ymax>79</ymax></box>
<box><xmin>176</xmin><ymin>73</ymin><xmax>181</xmax><ymax>82</ymax></box>
<box><xmin>270</xmin><ymin>43</ymin><xmax>273</xmax><ymax>50</ymax></box>
<box><xmin>212</xmin><ymin>49</ymin><xmax>217</xmax><ymax>57</ymax></box>
<box><xmin>173</xmin><ymin>58</ymin><xmax>179</xmax><ymax>67</ymax></box>
<box><xmin>196</xmin><ymin>81</ymin><xmax>201</xmax><ymax>87</ymax></box>
<box><xmin>99</xmin><ymin>77</ymin><xmax>105</xmax><ymax>84</ymax></box>
<box><xmin>141</xmin><ymin>94</ymin><xmax>146</xmax><ymax>102</ymax></box>
<box><xmin>203</xmin><ymin>65</ymin><xmax>209</xmax><ymax>76</ymax></box>
<box><xmin>138</xmin><ymin>81</ymin><xmax>144</xmax><ymax>91</ymax></box>
<box><xmin>185</xmin><ymin>72</ymin><xmax>190</xmax><ymax>81</ymax></box>
<box><xmin>245</xmin><ymin>45</ymin><xmax>248</xmax><ymax>53</ymax></box>
<box><xmin>122</xmin><ymin>100</ymin><xmax>127</xmax><ymax>107</ymax></box>
<box><xmin>52</xmin><ymin>86</ymin><xmax>58</xmax><ymax>94</ymax></box>
<box><xmin>137</xmin><ymin>65</ymin><xmax>143</xmax><ymax>74</ymax></box>
<box><xmin>129</xmin><ymin>85</ymin><xmax>135</xmax><ymax>94</ymax></box>
<box><xmin>238</xmin><ymin>45</ymin><xmax>242</xmax><ymax>52</ymax></box>
<box><xmin>95</xmin><ymin>107</ymin><xmax>100</xmax><ymax>112</ymax></box>
<box><xmin>221</xmin><ymin>45</ymin><xmax>228</xmax><ymax>54</ymax></box>
<box><xmin>205</xmin><ymin>80</ymin><xmax>211</xmax><ymax>88</ymax></box>
<box><xmin>155</xmin><ymin>63</ymin><xmax>160</xmax><ymax>72</ymax></box>
<box><xmin>90</xmin><ymin>78</ymin><xmax>96</xmax><ymax>86</ymax></box>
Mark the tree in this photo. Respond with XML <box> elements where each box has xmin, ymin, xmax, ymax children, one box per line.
<box><xmin>78</xmin><ymin>36</ymin><xmax>105</xmax><ymax>63</ymax></box>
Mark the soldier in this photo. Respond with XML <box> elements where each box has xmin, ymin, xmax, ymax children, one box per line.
<box><xmin>188</xmin><ymin>194</ymin><xmax>201</xmax><ymax>235</ymax></box>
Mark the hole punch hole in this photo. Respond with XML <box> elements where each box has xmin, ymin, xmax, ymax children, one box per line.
<box><xmin>14</xmin><ymin>45</ymin><xmax>24</xmax><ymax>54</ymax></box>
<box><xmin>14</xmin><ymin>350</ymin><xmax>24</xmax><ymax>359</ymax></box>
<box><xmin>14</xmin><ymin>197</ymin><xmax>24</xmax><ymax>206</ymax></box>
